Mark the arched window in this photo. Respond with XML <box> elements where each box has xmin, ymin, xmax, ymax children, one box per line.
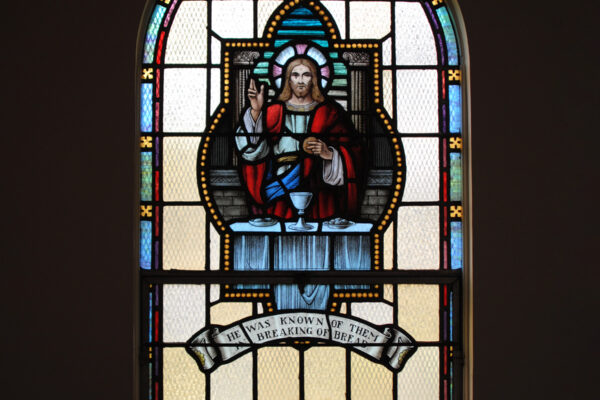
<box><xmin>137</xmin><ymin>0</ymin><xmax>470</xmax><ymax>398</ymax></box>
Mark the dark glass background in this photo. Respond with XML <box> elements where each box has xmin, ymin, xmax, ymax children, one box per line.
<box><xmin>2</xmin><ymin>0</ymin><xmax>597</xmax><ymax>398</ymax></box>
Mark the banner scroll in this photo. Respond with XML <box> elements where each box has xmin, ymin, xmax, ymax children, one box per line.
<box><xmin>187</xmin><ymin>311</ymin><xmax>416</xmax><ymax>372</ymax></box>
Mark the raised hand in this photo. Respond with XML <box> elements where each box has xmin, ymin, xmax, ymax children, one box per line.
<box><xmin>248</xmin><ymin>78</ymin><xmax>265</xmax><ymax>121</ymax></box>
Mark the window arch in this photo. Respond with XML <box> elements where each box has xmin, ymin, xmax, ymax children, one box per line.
<box><xmin>137</xmin><ymin>1</ymin><xmax>470</xmax><ymax>398</ymax></box>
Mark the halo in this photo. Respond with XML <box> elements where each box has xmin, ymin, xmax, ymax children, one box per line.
<box><xmin>270</xmin><ymin>42</ymin><xmax>332</xmax><ymax>91</ymax></box>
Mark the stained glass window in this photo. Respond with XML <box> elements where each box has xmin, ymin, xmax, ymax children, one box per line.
<box><xmin>138</xmin><ymin>0</ymin><xmax>469</xmax><ymax>398</ymax></box>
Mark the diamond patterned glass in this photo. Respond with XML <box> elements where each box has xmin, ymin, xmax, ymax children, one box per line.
<box><xmin>402</xmin><ymin>137</ymin><xmax>440</xmax><ymax>202</ymax></box>
<box><xmin>163</xmin><ymin>206</ymin><xmax>206</xmax><ymax>270</ymax></box>
<box><xmin>396</xmin><ymin>206</ymin><xmax>439</xmax><ymax>270</ymax></box>
<box><xmin>395</xmin><ymin>2</ymin><xmax>437</xmax><ymax>65</ymax></box>
<box><xmin>210</xmin><ymin>353</ymin><xmax>253</xmax><ymax>400</ymax></box>
<box><xmin>351</xmin><ymin>352</ymin><xmax>393</xmax><ymax>399</ymax></box>
<box><xmin>163</xmin><ymin>348</ymin><xmax>206</xmax><ymax>400</ymax></box>
<box><xmin>164</xmin><ymin>1</ymin><xmax>207</xmax><ymax>64</ymax></box>
<box><xmin>395</xmin><ymin>284</ymin><xmax>439</xmax><ymax>341</ymax></box>
<box><xmin>163</xmin><ymin>284</ymin><xmax>206</xmax><ymax>342</ymax></box>
<box><xmin>396</xmin><ymin>70</ymin><xmax>439</xmax><ymax>133</ymax></box>
<box><xmin>396</xmin><ymin>347</ymin><xmax>440</xmax><ymax>399</ymax></box>
<box><xmin>257</xmin><ymin>1</ymin><xmax>283</xmax><ymax>37</ymax></box>
<box><xmin>304</xmin><ymin>347</ymin><xmax>346</xmax><ymax>399</ymax></box>
<box><xmin>163</xmin><ymin>137</ymin><xmax>201</xmax><ymax>202</ymax></box>
<box><xmin>351</xmin><ymin>302</ymin><xmax>393</xmax><ymax>325</ymax></box>
<box><xmin>349</xmin><ymin>1</ymin><xmax>391</xmax><ymax>39</ymax></box>
<box><xmin>257</xmin><ymin>347</ymin><xmax>300</xmax><ymax>399</ymax></box>
<box><xmin>212</xmin><ymin>0</ymin><xmax>254</xmax><ymax>38</ymax></box>
<box><xmin>322</xmin><ymin>0</ymin><xmax>346</xmax><ymax>39</ymax></box>
<box><xmin>163</xmin><ymin>68</ymin><xmax>207</xmax><ymax>132</ymax></box>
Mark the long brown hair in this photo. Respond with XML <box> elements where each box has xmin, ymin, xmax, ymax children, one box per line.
<box><xmin>278</xmin><ymin>57</ymin><xmax>325</xmax><ymax>103</ymax></box>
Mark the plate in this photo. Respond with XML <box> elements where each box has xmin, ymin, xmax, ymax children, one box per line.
<box><xmin>324</xmin><ymin>220</ymin><xmax>355</xmax><ymax>229</ymax></box>
<box><xmin>248</xmin><ymin>218</ymin><xmax>278</xmax><ymax>227</ymax></box>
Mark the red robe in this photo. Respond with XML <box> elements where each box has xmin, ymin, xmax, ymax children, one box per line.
<box><xmin>240</xmin><ymin>102</ymin><xmax>364</xmax><ymax>220</ymax></box>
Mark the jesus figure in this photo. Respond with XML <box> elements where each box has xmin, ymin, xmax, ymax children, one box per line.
<box><xmin>235</xmin><ymin>56</ymin><xmax>364</xmax><ymax>221</ymax></box>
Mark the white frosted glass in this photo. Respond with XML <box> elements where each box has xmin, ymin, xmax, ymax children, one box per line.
<box><xmin>351</xmin><ymin>352</ymin><xmax>393</xmax><ymax>399</ymax></box>
<box><xmin>210</xmin><ymin>284</ymin><xmax>220</xmax><ymax>303</ymax></box>
<box><xmin>322</xmin><ymin>0</ymin><xmax>346</xmax><ymax>39</ymax></box>
<box><xmin>257</xmin><ymin>1</ymin><xmax>282</xmax><ymax>36</ymax></box>
<box><xmin>397</xmin><ymin>347</ymin><xmax>439</xmax><ymax>399</ymax></box>
<box><xmin>211</xmin><ymin>353</ymin><xmax>253</xmax><ymax>400</ymax></box>
<box><xmin>402</xmin><ymin>137</ymin><xmax>439</xmax><ymax>202</ymax></box>
<box><xmin>163</xmin><ymin>206</ymin><xmax>206</xmax><ymax>270</ymax></box>
<box><xmin>349</xmin><ymin>1</ymin><xmax>391</xmax><ymax>39</ymax></box>
<box><xmin>212</xmin><ymin>1</ymin><xmax>253</xmax><ymax>38</ymax></box>
<box><xmin>163</xmin><ymin>137</ymin><xmax>201</xmax><ymax>202</ymax></box>
<box><xmin>210</xmin><ymin>224</ymin><xmax>220</xmax><ymax>270</ymax></box>
<box><xmin>305</xmin><ymin>347</ymin><xmax>346</xmax><ymax>399</ymax></box>
<box><xmin>165</xmin><ymin>1</ymin><xmax>207</xmax><ymax>64</ymax></box>
<box><xmin>211</xmin><ymin>36</ymin><xmax>221</xmax><ymax>64</ymax></box>
<box><xmin>396</xmin><ymin>206</ymin><xmax>439</xmax><ymax>269</ymax></box>
<box><xmin>383</xmin><ymin>69</ymin><xmax>393</xmax><ymax>118</ymax></box>
<box><xmin>163</xmin><ymin>348</ymin><xmax>205</xmax><ymax>400</ymax></box>
<box><xmin>396</xmin><ymin>285</ymin><xmax>439</xmax><ymax>341</ymax></box>
<box><xmin>382</xmin><ymin>37</ymin><xmax>392</xmax><ymax>65</ymax></box>
<box><xmin>163</xmin><ymin>284</ymin><xmax>206</xmax><ymax>342</ymax></box>
<box><xmin>210</xmin><ymin>68</ymin><xmax>221</xmax><ymax>114</ymax></box>
<box><xmin>351</xmin><ymin>302</ymin><xmax>393</xmax><ymax>325</ymax></box>
<box><xmin>384</xmin><ymin>221</ymin><xmax>394</xmax><ymax>270</ymax></box>
<box><xmin>395</xmin><ymin>2</ymin><xmax>437</xmax><ymax>65</ymax></box>
<box><xmin>164</xmin><ymin>68</ymin><xmax>207</xmax><ymax>132</ymax></box>
<box><xmin>396</xmin><ymin>70</ymin><xmax>438</xmax><ymax>133</ymax></box>
<box><xmin>257</xmin><ymin>347</ymin><xmax>299</xmax><ymax>400</ymax></box>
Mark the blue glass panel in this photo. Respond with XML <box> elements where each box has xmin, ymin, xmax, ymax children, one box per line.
<box><xmin>331</xmin><ymin>78</ymin><xmax>347</xmax><ymax>87</ymax></box>
<box><xmin>277</xmin><ymin>30</ymin><xmax>326</xmax><ymax>37</ymax></box>
<box><xmin>274</xmin><ymin>39</ymin><xmax>291</xmax><ymax>48</ymax></box>
<box><xmin>450</xmin><ymin>222</ymin><xmax>463</xmax><ymax>270</ymax></box>
<box><xmin>449</xmin><ymin>85</ymin><xmax>462</xmax><ymax>133</ymax></box>
<box><xmin>234</xmin><ymin>235</ymin><xmax>269</xmax><ymax>290</ymax></box>
<box><xmin>436</xmin><ymin>7</ymin><xmax>459</xmax><ymax>65</ymax></box>
<box><xmin>140</xmin><ymin>221</ymin><xmax>152</xmax><ymax>270</ymax></box>
<box><xmin>333</xmin><ymin>62</ymin><xmax>348</xmax><ymax>75</ymax></box>
<box><xmin>253</xmin><ymin>68</ymin><xmax>269</xmax><ymax>75</ymax></box>
<box><xmin>141</xmin><ymin>152</ymin><xmax>153</xmax><ymax>201</ymax></box>
<box><xmin>256</xmin><ymin>61</ymin><xmax>269</xmax><ymax>69</ymax></box>
<box><xmin>281</xmin><ymin>19</ymin><xmax>322</xmax><ymax>27</ymax></box>
<box><xmin>449</xmin><ymin>291</ymin><xmax>454</xmax><ymax>340</ymax></box>
<box><xmin>311</xmin><ymin>39</ymin><xmax>329</xmax><ymax>48</ymax></box>
<box><xmin>329</xmin><ymin>52</ymin><xmax>339</xmax><ymax>59</ymax></box>
<box><xmin>450</xmin><ymin>153</ymin><xmax>462</xmax><ymax>202</ymax></box>
<box><xmin>141</xmin><ymin>83</ymin><xmax>153</xmax><ymax>133</ymax></box>
<box><xmin>263</xmin><ymin>51</ymin><xmax>274</xmax><ymax>59</ymax></box>
<box><xmin>290</xmin><ymin>7</ymin><xmax>312</xmax><ymax>16</ymax></box>
<box><xmin>143</xmin><ymin>5</ymin><xmax>167</xmax><ymax>64</ymax></box>
<box><xmin>333</xmin><ymin>236</ymin><xmax>370</xmax><ymax>290</ymax></box>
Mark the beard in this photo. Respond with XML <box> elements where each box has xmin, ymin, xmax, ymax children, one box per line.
<box><xmin>290</xmin><ymin>81</ymin><xmax>311</xmax><ymax>98</ymax></box>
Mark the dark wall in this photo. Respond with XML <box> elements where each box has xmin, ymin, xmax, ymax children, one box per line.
<box><xmin>2</xmin><ymin>0</ymin><xmax>597</xmax><ymax>398</ymax></box>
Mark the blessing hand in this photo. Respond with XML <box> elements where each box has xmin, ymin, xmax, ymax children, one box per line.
<box><xmin>248</xmin><ymin>78</ymin><xmax>265</xmax><ymax>121</ymax></box>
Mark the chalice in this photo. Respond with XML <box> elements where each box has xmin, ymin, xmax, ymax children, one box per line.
<box><xmin>288</xmin><ymin>192</ymin><xmax>314</xmax><ymax>231</ymax></box>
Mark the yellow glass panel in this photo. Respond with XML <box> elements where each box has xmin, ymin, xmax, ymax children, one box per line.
<box><xmin>305</xmin><ymin>347</ymin><xmax>346</xmax><ymax>400</ymax></box>
<box><xmin>163</xmin><ymin>348</ymin><xmax>205</xmax><ymax>400</ymax></box>
<box><xmin>384</xmin><ymin>221</ymin><xmax>394</xmax><ymax>270</ymax></box>
<box><xmin>396</xmin><ymin>285</ymin><xmax>439</xmax><ymax>341</ymax></box>
<box><xmin>397</xmin><ymin>347</ymin><xmax>439</xmax><ymax>399</ymax></box>
<box><xmin>351</xmin><ymin>302</ymin><xmax>393</xmax><ymax>325</ymax></box>
<box><xmin>211</xmin><ymin>353</ymin><xmax>253</xmax><ymax>400</ymax></box>
<box><xmin>163</xmin><ymin>206</ymin><xmax>206</xmax><ymax>270</ymax></box>
<box><xmin>210</xmin><ymin>301</ymin><xmax>253</xmax><ymax>326</ymax></box>
<box><xmin>258</xmin><ymin>347</ymin><xmax>299</xmax><ymax>399</ymax></box>
<box><xmin>384</xmin><ymin>284</ymin><xmax>394</xmax><ymax>303</ymax></box>
<box><xmin>350</xmin><ymin>352</ymin><xmax>392</xmax><ymax>399</ymax></box>
<box><xmin>163</xmin><ymin>137</ymin><xmax>201</xmax><ymax>202</ymax></box>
